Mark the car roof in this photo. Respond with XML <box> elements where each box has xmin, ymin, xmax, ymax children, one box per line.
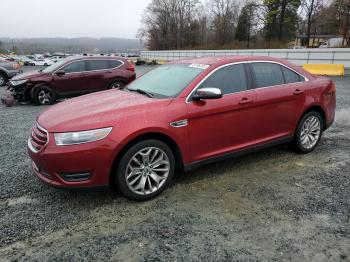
<box><xmin>171</xmin><ymin>55</ymin><xmax>288</xmax><ymax>66</ymax></box>
<box><xmin>170</xmin><ymin>55</ymin><xmax>313</xmax><ymax>79</ymax></box>
<box><xmin>65</xmin><ymin>56</ymin><xmax>126</xmax><ymax>62</ymax></box>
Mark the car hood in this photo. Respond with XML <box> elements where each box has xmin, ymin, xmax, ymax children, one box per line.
<box><xmin>37</xmin><ymin>90</ymin><xmax>172</xmax><ymax>132</ymax></box>
<box><xmin>11</xmin><ymin>70</ymin><xmax>49</xmax><ymax>80</ymax></box>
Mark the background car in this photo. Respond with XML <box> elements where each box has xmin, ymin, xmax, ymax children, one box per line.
<box><xmin>32</xmin><ymin>59</ymin><xmax>54</xmax><ymax>66</ymax></box>
<box><xmin>9</xmin><ymin>56</ymin><xmax>136</xmax><ymax>104</ymax></box>
<box><xmin>0</xmin><ymin>60</ymin><xmax>21</xmax><ymax>86</ymax></box>
<box><xmin>21</xmin><ymin>56</ymin><xmax>36</xmax><ymax>66</ymax></box>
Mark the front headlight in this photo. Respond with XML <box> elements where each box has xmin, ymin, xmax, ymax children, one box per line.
<box><xmin>10</xmin><ymin>79</ymin><xmax>27</xmax><ymax>86</ymax></box>
<box><xmin>54</xmin><ymin>127</ymin><xmax>113</xmax><ymax>146</ymax></box>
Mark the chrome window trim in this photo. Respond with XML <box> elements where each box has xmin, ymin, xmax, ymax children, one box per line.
<box><xmin>186</xmin><ymin>60</ymin><xmax>309</xmax><ymax>103</ymax></box>
<box><xmin>52</xmin><ymin>58</ymin><xmax>125</xmax><ymax>76</ymax></box>
<box><xmin>28</xmin><ymin>122</ymin><xmax>49</xmax><ymax>153</ymax></box>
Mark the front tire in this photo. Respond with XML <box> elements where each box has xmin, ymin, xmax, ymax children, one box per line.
<box><xmin>0</xmin><ymin>73</ymin><xmax>7</xmax><ymax>86</ymax></box>
<box><xmin>115</xmin><ymin>140</ymin><xmax>175</xmax><ymax>201</ymax></box>
<box><xmin>293</xmin><ymin>111</ymin><xmax>323</xmax><ymax>153</ymax></box>
<box><xmin>32</xmin><ymin>85</ymin><xmax>56</xmax><ymax>105</ymax></box>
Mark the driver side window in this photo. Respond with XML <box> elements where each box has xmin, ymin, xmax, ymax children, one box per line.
<box><xmin>198</xmin><ymin>64</ymin><xmax>248</xmax><ymax>95</ymax></box>
<box><xmin>62</xmin><ymin>61</ymin><xmax>86</xmax><ymax>73</ymax></box>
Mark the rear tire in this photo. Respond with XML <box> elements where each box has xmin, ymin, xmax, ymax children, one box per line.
<box><xmin>108</xmin><ymin>80</ymin><xmax>125</xmax><ymax>89</ymax></box>
<box><xmin>115</xmin><ymin>139</ymin><xmax>175</xmax><ymax>201</ymax></box>
<box><xmin>32</xmin><ymin>85</ymin><xmax>56</xmax><ymax>105</ymax></box>
<box><xmin>292</xmin><ymin>111</ymin><xmax>323</xmax><ymax>153</ymax></box>
<box><xmin>0</xmin><ymin>73</ymin><xmax>7</xmax><ymax>86</ymax></box>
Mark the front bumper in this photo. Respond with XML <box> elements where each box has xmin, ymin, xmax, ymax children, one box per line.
<box><xmin>27</xmin><ymin>134</ymin><xmax>119</xmax><ymax>189</ymax></box>
<box><xmin>7</xmin><ymin>82</ymin><xmax>31</xmax><ymax>101</ymax></box>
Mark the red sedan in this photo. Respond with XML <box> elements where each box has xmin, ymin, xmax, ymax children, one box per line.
<box><xmin>28</xmin><ymin>56</ymin><xmax>336</xmax><ymax>200</ymax></box>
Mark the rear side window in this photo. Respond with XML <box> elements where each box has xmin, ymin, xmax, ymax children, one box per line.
<box><xmin>251</xmin><ymin>63</ymin><xmax>284</xmax><ymax>88</ymax></box>
<box><xmin>88</xmin><ymin>60</ymin><xmax>110</xmax><ymax>71</ymax></box>
<box><xmin>109</xmin><ymin>60</ymin><xmax>122</xmax><ymax>68</ymax></box>
<box><xmin>282</xmin><ymin>66</ymin><xmax>303</xmax><ymax>83</ymax></box>
<box><xmin>62</xmin><ymin>61</ymin><xmax>86</xmax><ymax>73</ymax></box>
<box><xmin>199</xmin><ymin>64</ymin><xmax>248</xmax><ymax>95</ymax></box>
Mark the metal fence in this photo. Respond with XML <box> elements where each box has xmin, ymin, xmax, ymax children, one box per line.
<box><xmin>141</xmin><ymin>48</ymin><xmax>350</xmax><ymax>68</ymax></box>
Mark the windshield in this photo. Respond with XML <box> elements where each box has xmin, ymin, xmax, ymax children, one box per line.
<box><xmin>127</xmin><ymin>64</ymin><xmax>206</xmax><ymax>98</ymax></box>
<box><xmin>41</xmin><ymin>59</ymin><xmax>66</xmax><ymax>73</ymax></box>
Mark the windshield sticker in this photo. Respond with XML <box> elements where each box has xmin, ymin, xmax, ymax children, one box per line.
<box><xmin>189</xmin><ymin>64</ymin><xmax>209</xmax><ymax>70</ymax></box>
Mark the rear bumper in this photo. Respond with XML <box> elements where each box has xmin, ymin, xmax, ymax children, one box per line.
<box><xmin>27</xmin><ymin>136</ymin><xmax>119</xmax><ymax>189</ymax></box>
<box><xmin>325</xmin><ymin>116</ymin><xmax>334</xmax><ymax>130</ymax></box>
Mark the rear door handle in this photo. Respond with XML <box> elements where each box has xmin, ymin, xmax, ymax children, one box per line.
<box><xmin>293</xmin><ymin>89</ymin><xmax>304</xmax><ymax>95</ymax></box>
<box><xmin>239</xmin><ymin>97</ymin><xmax>253</xmax><ymax>104</ymax></box>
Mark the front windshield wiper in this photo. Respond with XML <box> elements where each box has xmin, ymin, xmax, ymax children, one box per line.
<box><xmin>128</xmin><ymin>88</ymin><xmax>155</xmax><ymax>98</ymax></box>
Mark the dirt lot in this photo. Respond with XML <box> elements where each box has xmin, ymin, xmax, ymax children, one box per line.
<box><xmin>0</xmin><ymin>67</ymin><xmax>349</xmax><ymax>261</ymax></box>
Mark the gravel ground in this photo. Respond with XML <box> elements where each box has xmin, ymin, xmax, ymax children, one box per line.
<box><xmin>0</xmin><ymin>67</ymin><xmax>349</xmax><ymax>261</ymax></box>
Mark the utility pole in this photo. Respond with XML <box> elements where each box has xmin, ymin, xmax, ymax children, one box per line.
<box><xmin>12</xmin><ymin>39</ymin><xmax>15</xmax><ymax>53</ymax></box>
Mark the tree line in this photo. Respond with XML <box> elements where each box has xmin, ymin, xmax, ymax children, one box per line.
<box><xmin>138</xmin><ymin>0</ymin><xmax>350</xmax><ymax>50</ymax></box>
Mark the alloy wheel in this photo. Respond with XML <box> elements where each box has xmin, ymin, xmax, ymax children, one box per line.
<box><xmin>38</xmin><ymin>90</ymin><xmax>51</xmax><ymax>104</ymax></box>
<box><xmin>125</xmin><ymin>147</ymin><xmax>170</xmax><ymax>195</ymax></box>
<box><xmin>300</xmin><ymin>115</ymin><xmax>321</xmax><ymax>149</ymax></box>
<box><xmin>110</xmin><ymin>81</ymin><xmax>124</xmax><ymax>89</ymax></box>
<box><xmin>0</xmin><ymin>75</ymin><xmax>6</xmax><ymax>86</ymax></box>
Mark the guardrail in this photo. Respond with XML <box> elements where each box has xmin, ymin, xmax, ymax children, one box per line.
<box><xmin>141</xmin><ymin>48</ymin><xmax>350</xmax><ymax>68</ymax></box>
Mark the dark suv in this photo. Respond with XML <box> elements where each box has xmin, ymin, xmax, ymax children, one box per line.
<box><xmin>9</xmin><ymin>56</ymin><xmax>136</xmax><ymax>105</ymax></box>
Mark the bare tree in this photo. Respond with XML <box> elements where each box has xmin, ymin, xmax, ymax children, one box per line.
<box><xmin>139</xmin><ymin>0</ymin><xmax>208</xmax><ymax>50</ymax></box>
<box><xmin>334</xmin><ymin>0</ymin><xmax>350</xmax><ymax>46</ymax></box>
<box><xmin>300</xmin><ymin>0</ymin><xmax>324</xmax><ymax>47</ymax></box>
<box><xmin>208</xmin><ymin>0</ymin><xmax>239</xmax><ymax>46</ymax></box>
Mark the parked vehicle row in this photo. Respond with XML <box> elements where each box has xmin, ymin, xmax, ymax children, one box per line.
<box><xmin>8</xmin><ymin>56</ymin><xmax>136</xmax><ymax>104</ymax></box>
<box><xmin>27</xmin><ymin>56</ymin><xmax>336</xmax><ymax>201</ymax></box>
<box><xmin>1</xmin><ymin>54</ymin><xmax>60</xmax><ymax>67</ymax></box>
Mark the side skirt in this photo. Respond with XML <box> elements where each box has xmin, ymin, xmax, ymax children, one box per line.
<box><xmin>183</xmin><ymin>136</ymin><xmax>293</xmax><ymax>172</ymax></box>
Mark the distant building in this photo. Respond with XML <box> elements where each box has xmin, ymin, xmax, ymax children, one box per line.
<box><xmin>293</xmin><ymin>35</ymin><xmax>346</xmax><ymax>48</ymax></box>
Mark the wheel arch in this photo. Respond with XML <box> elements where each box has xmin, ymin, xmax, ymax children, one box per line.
<box><xmin>109</xmin><ymin>131</ymin><xmax>184</xmax><ymax>187</ymax></box>
<box><xmin>30</xmin><ymin>82</ymin><xmax>55</xmax><ymax>97</ymax></box>
<box><xmin>301</xmin><ymin>105</ymin><xmax>327</xmax><ymax>131</ymax></box>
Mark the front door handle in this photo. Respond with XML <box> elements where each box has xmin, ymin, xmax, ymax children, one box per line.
<box><xmin>293</xmin><ymin>89</ymin><xmax>304</xmax><ymax>95</ymax></box>
<box><xmin>239</xmin><ymin>97</ymin><xmax>253</xmax><ymax>104</ymax></box>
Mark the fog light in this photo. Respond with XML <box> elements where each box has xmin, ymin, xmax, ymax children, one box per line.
<box><xmin>59</xmin><ymin>172</ymin><xmax>91</xmax><ymax>182</ymax></box>
<box><xmin>32</xmin><ymin>161</ymin><xmax>52</xmax><ymax>179</ymax></box>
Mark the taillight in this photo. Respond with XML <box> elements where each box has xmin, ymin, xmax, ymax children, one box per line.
<box><xmin>125</xmin><ymin>62</ymin><xmax>135</xmax><ymax>72</ymax></box>
<box><xmin>13</xmin><ymin>63</ymin><xmax>20</xmax><ymax>70</ymax></box>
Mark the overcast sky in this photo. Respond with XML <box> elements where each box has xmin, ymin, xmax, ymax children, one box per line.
<box><xmin>0</xmin><ymin>0</ymin><xmax>152</xmax><ymax>39</ymax></box>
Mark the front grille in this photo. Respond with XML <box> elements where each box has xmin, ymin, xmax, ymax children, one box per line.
<box><xmin>30</xmin><ymin>123</ymin><xmax>48</xmax><ymax>152</ymax></box>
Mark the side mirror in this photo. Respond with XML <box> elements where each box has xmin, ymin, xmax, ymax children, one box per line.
<box><xmin>191</xmin><ymin>87</ymin><xmax>222</xmax><ymax>101</ymax></box>
<box><xmin>55</xmin><ymin>70</ymin><xmax>65</xmax><ymax>76</ymax></box>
